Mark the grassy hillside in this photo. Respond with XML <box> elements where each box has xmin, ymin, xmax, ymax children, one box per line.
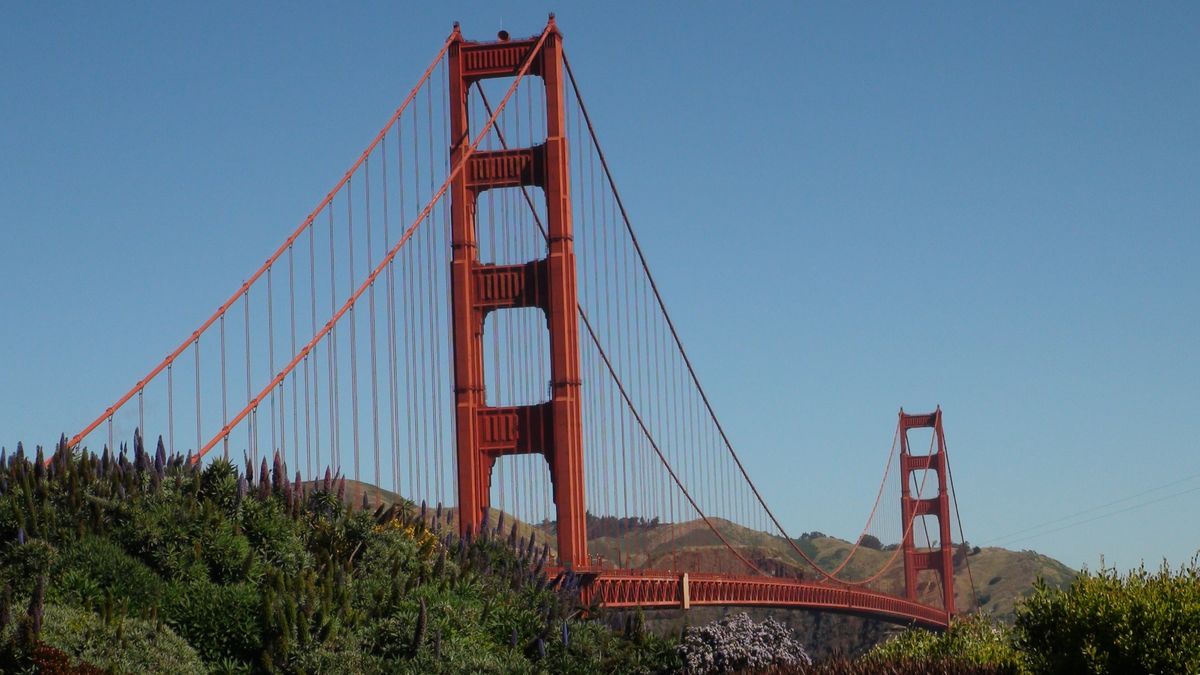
<box><xmin>580</xmin><ymin>516</ymin><xmax>1074</xmax><ymax>620</ymax></box>
<box><xmin>579</xmin><ymin>516</ymin><xmax>1075</xmax><ymax>657</ymax></box>
<box><xmin>327</xmin><ymin>478</ymin><xmax>1075</xmax><ymax>659</ymax></box>
<box><xmin>333</xmin><ymin>476</ymin><xmax>1076</xmax><ymax>621</ymax></box>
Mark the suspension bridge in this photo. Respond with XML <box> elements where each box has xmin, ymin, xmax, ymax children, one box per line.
<box><xmin>60</xmin><ymin>17</ymin><xmax>973</xmax><ymax>630</ymax></box>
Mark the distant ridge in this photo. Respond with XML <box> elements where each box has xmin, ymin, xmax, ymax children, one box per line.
<box><xmin>331</xmin><ymin>477</ymin><xmax>1076</xmax><ymax>619</ymax></box>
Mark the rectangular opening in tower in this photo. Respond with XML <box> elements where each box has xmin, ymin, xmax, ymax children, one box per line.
<box><xmin>908</xmin><ymin>470</ymin><xmax>942</xmax><ymax>498</ymax></box>
<box><xmin>912</xmin><ymin>513</ymin><xmax>942</xmax><ymax>550</ymax></box>
<box><xmin>486</xmin><ymin>453</ymin><xmax>556</xmax><ymax>550</ymax></box>
<box><xmin>468</xmin><ymin>76</ymin><xmax>548</xmax><ymax>150</ymax></box>
<box><xmin>474</xmin><ymin>186</ymin><xmax>548</xmax><ymax>266</ymax></box>
<box><xmin>482</xmin><ymin>307</ymin><xmax>550</xmax><ymax>408</ymax></box>
<box><xmin>905</xmin><ymin>427</ymin><xmax>936</xmax><ymax>455</ymax></box>
<box><xmin>914</xmin><ymin>568</ymin><xmax>952</xmax><ymax>609</ymax></box>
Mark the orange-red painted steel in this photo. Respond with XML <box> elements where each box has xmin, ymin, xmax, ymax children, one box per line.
<box><xmin>448</xmin><ymin>19</ymin><xmax>589</xmax><ymax>567</ymax></box>
<box><xmin>189</xmin><ymin>25</ymin><xmax>551</xmax><ymax>461</ymax></box>
<box><xmin>899</xmin><ymin>407</ymin><xmax>956</xmax><ymax>620</ymax></box>
<box><xmin>65</xmin><ymin>37</ymin><xmax>455</xmax><ymax>454</ymax></box>
<box><xmin>567</xmin><ymin>569</ymin><xmax>948</xmax><ymax>630</ymax></box>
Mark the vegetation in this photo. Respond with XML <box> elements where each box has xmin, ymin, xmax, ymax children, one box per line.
<box><xmin>859</xmin><ymin>559</ymin><xmax>1200</xmax><ymax>675</ymax></box>
<box><xmin>0</xmin><ymin>436</ymin><xmax>680</xmax><ymax>673</ymax></box>
<box><xmin>676</xmin><ymin>612</ymin><xmax>810</xmax><ymax>673</ymax></box>
<box><xmin>867</xmin><ymin>613</ymin><xmax>1025</xmax><ymax>674</ymax></box>
<box><xmin>2</xmin><ymin>434</ymin><xmax>1197</xmax><ymax>673</ymax></box>
<box><xmin>1014</xmin><ymin>558</ymin><xmax>1200</xmax><ymax>674</ymax></box>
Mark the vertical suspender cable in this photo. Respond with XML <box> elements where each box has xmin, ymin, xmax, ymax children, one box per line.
<box><xmin>138</xmin><ymin>389</ymin><xmax>144</xmax><ymax>446</ymax></box>
<box><xmin>220</xmin><ymin>313</ymin><xmax>228</xmax><ymax>457</ymax></box>
<box><xmin>309</xmin><ymin>221</ymin><xmax>321</xmax><ymax>475</ymax></box>
<box><xmin>367</xmin><ymin>158</ymin><xmax>382</xmax><ymax>491</ymax></box>
<box><xmin>427</xmin><ymin>73</ymin><xmax>445</xmax><ymax>506</ymax></box>
<box><xmin>285</xmin><ymin>243</ymin><xmax>295</xmax><ymax>470</ymax></box>
<box><xmin>168</xmin><ymin>363</ymin><xmax>175</xmax><ymax>454</ymax></box>
<box><xmin>244</xmin><ymin>289</ymin><xmax>253</xmax><ymax>460</ymax></box>
<box><xmin>268</xmin><ymin>267</ymin><xmax>278</xmax><ymax>457</ymax></box>
<box><xmin>348</xmin><ymin>177</ymin><xmax>361</xmax><ymax>482</ymax></box>
<box><xmin>383</xmin><ymin>135</ymin><xmax>399</xmax><ymax>493</ymax></box>
<box><xmin>195</xmin><ymin>337</ymin><xmax>201</xmax><ymax>455</ymax></box>
<box><xmin>328</xmin><ymin>205</ymin><xmax>340</xmax><ymax>472</ymax></box>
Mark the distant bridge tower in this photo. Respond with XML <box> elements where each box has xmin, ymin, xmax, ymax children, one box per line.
<box><xmin>447</xmin><ymin>19</ymin><xmax>588</xmax><ymax>567</ymax></box>
<box><xmin>899</xmin><ymin>407</ymin><xmax>956</xmax><ymax>619</ymax></box>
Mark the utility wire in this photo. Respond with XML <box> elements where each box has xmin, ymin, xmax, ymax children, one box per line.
<box><xmin>987</xmin><ymin>473</ymin><xmax>1200</xmax><ymax>547</ymax></box>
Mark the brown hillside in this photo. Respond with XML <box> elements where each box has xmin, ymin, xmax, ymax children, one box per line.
<box><xmin>328</xmin><ymin>478</ymin><xmax>1075</xmax><ymax>622</ymax></box>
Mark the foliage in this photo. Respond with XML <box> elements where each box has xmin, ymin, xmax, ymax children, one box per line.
<box><xmin>676</xmin><ymin>611</ymin><xmax>811</xmax><ymax>674</ymax></box>
<box><xmin>51</xmin><ymin>536</ymin><xmax>164</xmax><ymax>613</ymax></box>
<box><xmin>856</xmin><ymin>534</ymin><xmax>882</xmax><ymax>551</ymax></box>
<box><xmin>1014</xmin><ymin>558</ymin><xmax>1200</xmax><ymax>674</ymax></box>
<box><xmin>36</xmin><ymin>602</ymin><xmax>205</xmax><ymax>674</ymax></box>
<box><xmin>804</xmin><ymin>656</ymin><xmax>1018</xmax><ymax>674</ymax></box>
<box><xmin>867</xmin><ymin>613</ymin><xmax>1025</xmax><ymax>674</ymax></box>
<box><xmin>0</xmin><ymin>435</ymin><xmax>682</xmax><ymax>673</ymax></box>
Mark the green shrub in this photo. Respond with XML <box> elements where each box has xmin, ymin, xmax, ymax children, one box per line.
<box><xmin>805</xmin><ymin>656</ymin><xmax>1019</xmax><ymax>674</ymax></box>
<box><xmin>239</xmin><ymin>497</ymin><xmax>310</xmax><ymax>574</ymax></box>
<box><xmin>162</xmin><ymin>579</ymin><xmax>263</xmax><ymax>665</ymax></box>
<box><xmin>1015</xmin><ymin>558</ymin><xmax>1200</xmax><ymax>674</ymax></box>
<box><xmin>199</xmin><ymin>522</ymin><xmax>251</xmax><ymax>584</ymax></box>
<box><xmin>858</xmin><ymin>534</ymin><xmax>883</xmax><ymax>551</ymax></box>
<box><xmin>51</xmin><ymin>536</ymin><xmax>164</xmax><ymax>612</ymax></box>
<box><xmin>36</xmin><ymin>602</ymin><xmax>205</xmax><ymax>674</ymax></box>
<box><xmin>0</xmin><ymin>441</ymin><xmax>688</xmax><ymax>673</ymax></box>
<box><xmin>199</xmin><ymin>458</ymin><xmax>240</xmax><ymax>514</ymax></box>
<box><xmin>868</xmin><ymin>613</ymin><xmax>1025</xmax><ymax>674</ymax></box>
<box><xmin>0</xmin><ymin>538</ymin><xmax>57</xmax><ymax>597</ymax></box>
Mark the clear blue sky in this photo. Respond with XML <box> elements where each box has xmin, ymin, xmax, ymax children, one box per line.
<box><xmin>1</xmin><ymin>2</ymin><xmax>1196</xmax><ymax>572</ymax></box>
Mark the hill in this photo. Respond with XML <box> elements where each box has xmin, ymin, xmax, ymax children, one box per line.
<box><xmin>331</xmin><ymin>477</ymin><xmax>1076</xmax><ymax>655</ymax></box>
<box><xmin>576</xmin><ymin>515</ymin><xmax>1075</xmax><ymax>657</ymax></box>
<box><xmin>330</xmin><ymin>477</ymin><xmax>1075</xmax><ymax>621</ymax></box>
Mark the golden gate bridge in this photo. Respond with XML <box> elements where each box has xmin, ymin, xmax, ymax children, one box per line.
<box><xmin>60</xmin><ymin>17</ymin><xmax>973</xmax><ymax>630</ymax></box>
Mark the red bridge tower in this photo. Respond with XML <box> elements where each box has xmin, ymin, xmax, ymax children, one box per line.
<box><xmin>447</xmin><ymin>20</ymin><xmax>588</xmax><ymax>567</ymax></box>
<box><xmin>899</xmin><ymin>407</ymin><xmax>956</xmax><ymax>619</ymax></box>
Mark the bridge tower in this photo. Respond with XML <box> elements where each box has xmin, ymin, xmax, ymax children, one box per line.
<box><xmin>446</xmin><ymin>19</ymin><xmax>588</xmax><ymax>567</ymax></box>
<box><xmin>899</xmin><ymin>407</ymin><xmax>956</xmax><ymax>619</ymax></box>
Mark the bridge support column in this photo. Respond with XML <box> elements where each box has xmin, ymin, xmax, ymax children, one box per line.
<box><xmin>447</xmin><ymin>19</ymin><xmax>588</xmax><ymax>567</ymax></box>
<box><xmin>899</xmin><ymin>407</ymin><xmax>956</xmax><ymax>621</ymax></box>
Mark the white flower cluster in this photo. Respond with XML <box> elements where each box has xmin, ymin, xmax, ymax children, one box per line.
<box><xmin>676</xmin><ymin>612</ymin><xmax>812</xmax><ymax>674</ymax></box>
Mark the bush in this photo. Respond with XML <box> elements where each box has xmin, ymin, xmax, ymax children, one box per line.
<box><xmin>677</xmin><ymin>611</ymin><xmax>811</xmax><ymax>674</ymax></box>
<box><xmin>0</xmin><ymin>538</ymin><xmax>57</xmax><ymax>597</ymax></box>
<box><xmin>161</xmin><ymin>579</ymin><xmax>263</xmax><ymax>665</ymax></box>
<box><xmin>51</xmin><ymin>536</ymin><xmax>164</xmax><ymax>612</ymax></box>
<box><xmin>1015</xmin><ymin>558</ymin><xmax>1200</xmax><ymax>674</ymax></box>
<box><xmin>857</xmin><ymin>534</ymin><xmax>883</xmax><ymax>551</ymax></box>
<box><xmin>805</xmin><ymin>656</ymin><xmax>1018</xmax><ymax>674</ymax></box>
<box><xmin>0</xmin><ymin>441</ymin><xmax>690</xmax><ymax>672</ymax></box>
<box><xmin>867</xmin><ymin>614</ymin><xmax>1025</xmax><ymax>674</ymax></box>
<box><xmin>35</xmin><ymin>602</ymin><xmax>205</xmax><ymax>674</ymax></box>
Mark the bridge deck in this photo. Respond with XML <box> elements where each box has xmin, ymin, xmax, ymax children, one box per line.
<box><xmin>567</xmin><ymin>568</ymin><xmax>949</xmax><ymax>630</ymax></box>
